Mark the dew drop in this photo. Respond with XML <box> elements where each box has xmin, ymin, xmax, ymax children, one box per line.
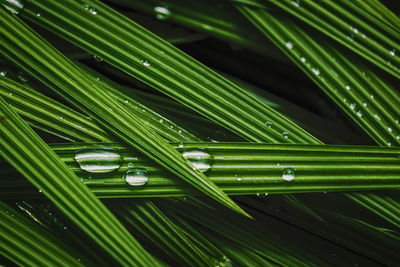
<box><xmin>141</xmin><ymin>59</ymin><xmax>150</xmax><ymax>67</ymax></box>
<box><xmin>125</xmin><ymin>168</ymin><xmax>148</xmax><ymax>186</ymax></box>
<box><xmin>345</xmin><ymin>85</ymin><xmax>351</xmax><ymax>90</ymax></box>
<box><xmin>58</xmin><ymin>116</ymin><xmax>63</xmax><ymax>120</ymax></box>
<box><xmin>178</xmin><ymin>142</ymin><xmax>184</xmax><ymax>148</ymax></box>
<box><xmin>361</xmin><ymin>33</ymin><xmax>366</xmax><ymax>39</ymax></box>
<box><xmin>349</xmin><ymin>103</ymin><xmax>356</xmax><ymax>110</ymax></box>
<box><xmin>312</xmin><ymin>67</ymin><xmax>320</xmax><ymax>76</ymax></box>
<box><xmin>182</xmin><ymin>149</ymin><xmax>213</xmax><ymax>172</ymax></box>
<box><xmin>127</xmin><ymin>162</ymin><xmax>134</xmax><ymax>168</ymax></box>
<box><xmin>36</xmin><ymin>13</ymin><xmax>41</xmax><ymax>17</ymax></box>
<box><xmin>291</xmin><ymin>0</ymin><xmax>300</xmax><ymax>7</ymax></box>
<box><xmin>8</xmin><ymin>92</ymin><xmax>12</xmax><ymax>96</ymax></box>
<box><xmin>387</xmin><ymin>142</ymin><xmax>392</xmax><ymax>146</ymax></box>
<box><xmin>300</xmin><ymin>57</ymin><xmax>306</xmax><ymax>63</ymax></box>
<box><xmin>389</xmin><ymin>49</ymin><xmax>396</xmax><ymax>57</ymax></box>
<box><xmin>236</xmin><ymin>177</ymin><xmax>242</xmax><ymax>182</ymax></box>
<box><xmin>124</xmin><ymin>99</ymin><xmax>129</xmax><ymax>104</ymax></box>
<box><xmin>282</xmin><ymin>168</ymin><xmax>295</xmax><ymax>181</ymax></box>
<box><xmin>388</xmin><ymin>127</ymin><xmax>393</xmax><ymax>133</ymax></box>
<box><xmin>89</xmin><ymin>8</ymin><xmax>97</xmax><ymax>15</ymax></box>
<box><xmin>363</xmin><ymin>102</ymin><xmax>368</xmax><ymax>107</ymax></box>
<box><xmin>285</xmin><ymin>41</ymin><xmax>293</xmax><ymax>49</ymax></box>
<box><xmin>1</xmin><ymin>0</ymin><xmax>25</xmax><ymax>14</ymax></box>
<box><xmin>347</xmin><ymin>34</ymin><xmax>354</xmax><ymax>42</ymax></box>
<box><xmin>154</xmin><ymin>5</ymin><xmax>171</xmax><ymax>20</ymax></box>
<box><xmin>370</xmin><ymin>95</ymin><xmax>375</xmax><ymax>100</ymax></box>
<box><xmin>93</xmin><ymin>55</ymin><xmax>103</xmax><ymax>62</ymax></box>
<box><xmin>74</xmin><ymin>149</ymin><xmax>122</xmax><ymax>173</ymax></box>
<box><xmin>159</xmin><ymin>119</ymin><xmax>164</xmax><ymax>123</ymax></box>
<box><xmin>18</xmin><ymin>72</ymin><xmax>30</xmax><ymax>82</ymax></box>
<box><xmin>374</xmin><ymin>114</ymin><xmax>381</xmax><ymax>120</ymax></box>
<box><xmin>282</xmin><ymin>132</ymin><xmax>289</xmax><ymax>139</ymax></box>
<box><xmin>356</xmin><ymin>110</ymin><xmax>363</xmax><ymax>117</ymax></box>
<box><xmin>396</xmin><ymin>135</ymin><xmax>400</xmax><ymax>140</ymax></box>
<box><xmin>0</xmin><ymin>71</ymin><xmax>7</xmax><ymax>76</ymax></box>
<box><xmin>265</xmin><ymin>121</ymin><xmax>272</xmax><ymax>128</ymax></box>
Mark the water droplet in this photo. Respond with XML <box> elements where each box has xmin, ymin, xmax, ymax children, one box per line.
<box><xmin>159</xmin><ymin>119</ymin><xmax>164</xmax><ymax>123</ymax></box>
<box><xmin>8</xmin><ymin>92</ymin><xmax>12</xmax><ymax>96</ymax></box>
<box><xmin>353</xmin><ymin>28</ymin><xmax>358</xmax><ymax>34</ymax></box>
<box><xmin>141</xmin><ymin>59</ymin><xmax>150</xmax><ymax>67</ymax></box>
<box><xmin>282</xmin><ymin>168</ymin><xmax>295</xmax><ymax>181</ymax></box>
<box><xmin>236</xmin><ymin>177</ymin><xmax>242</xmax><ymax>182</ymax></box>
<box><xmin>38</xmin><ymin>189</ymin><xmax>42</xmax><ymax>193</ymax></box>
<box><xmin>93</xmin><ymin>55</ymin><xmax>103</xmax><ymax>62</ymax></box>
<box><xmin>36</xmin><ymin>13</ymin><xmax>41</xmax><ymax>17</ymax></box>
<box><xmin>396</xmin><ymin>135</ymin><xmax>400</xmax><ymax>140</ymax></box>
<box><xmin>291</xmin><ymin>0</ymin><xmax>300</xmax><ymax>7</ymax></box>
<box><xmin>285</xmin><ymin>41</ymin><xmax>293</xmax><ymax>49</ymax></box>
<box><xmin>300</xmin><ymin>57</ymin><xmax>306</xmax><ymax>63</ymax></box>
<box><xmin>282</xmin><ymin>132</ymin><xmax>289</xmax><ymax>139</ymax></box>
<box><xmin>388</xmin><ymin>127</ymin><xmax>393</xmax><ymax>133</ymax></box>
<box><xmin>127</xmin><ymin>162</ymin><xmax>134</xmax><ymax>168</ymax></box>
<box><xmin>374</xmin><ymin>114</ymin><xmax>381</xmax><ymax>120</ymax></box>
<box><xmin>18</xmin><ymin>72</ymin><xmax>30</xmax><ymax>82</ymax></box>
<box><xmin>349</xmin><ymin>103</ymin><xmax>356</xmax><ymax>110</ymax></box>
<box><xmin>312</xmin><ymin>67</ymin><xmax>320</xmax><ymax>75</ymax></box>
<box><xmin>347</xmin><ymin>34</ymin><xmax>354</xmax><ymax>42</ymax></box>
<box><xmin>265</xmin><ymin>121</ymin><xmax>272</xmax><ymax>128</ymax></box>
<box><xmin>387</xmin><ymin>142</ymin><xmax>392</xmax><ymax>146</ymax></box>
<box><xmin>363</xmin><ymin>102</ymin><xmax>368</xmax><ymax>107</ymax></box>
<box><xmin>361</xmin><ymin>33</ymin><xmax>366</xmax><ymax>39</ymax></box>
<box><xmin>370</xmin><ymin>95</ymin><xmax>375</xmax><ymax>100</ymax></box>
<box><xmin>389</xmin><ymin>49</ymin><xmax>396</xmax><ymax>56</ymax></box>
<box><xmin>89</xmin><ymin>8</ymin><xmax>97</xmax><ymax>15</ymax></box>
<box><xmin>154</xmin><ymin>5</ymin><xmax>171</xmax><ymax>20</ymax></box>
<box><xmin>277</xmin><ymin>163</ymin><xmax>280</xmax><ymax>167</ymax></box>
<box><xmin>356</xmin><ymin>110</ymin><xmax>363</xmax><ymax>117</ymax></box>
<box><xmin>124</xmin><ymin>99</ymin><xmax>129</xmax><ymax>104</ymax></box>
<box><xmin>58</xmin><ymin>116</ymin><xmax>63</xmax><ymax>120</ymax></box>
<box><xmin>345</xmin><ymin>85</ymin><xmax>351</xmax><ymax>90</ymax></box>
<box><xmin>1</xmin><ymin>0</ymin><xmax>25</xmax><ymax>14</ymax></box>
<box><xmin>395</xmin><ymin>119</ymin><xmax>399</xmax><ymax>124</ymax></box>
<box><xmin>74</xmin><ymin>149</ymin><xmax>122</xmax><ymax>173</ymax></box>
<box><xmin>0</xmin><ymin>71</ymin><xmax>7</xmax><ymax>76</ymax></box>
<box><xmin>125</xmin><ymin>168</ymin><xmax>148</xmax><ymax>186</ymax></box>
<box><xmin>182</xmin><ymin>149</ymin><xmax>213</xmax><ymax>172</ymax></box>
<box><xmin>178</xmin><ymin>142</ymin><xmax>184</xmax><ymax>148</ymax></box>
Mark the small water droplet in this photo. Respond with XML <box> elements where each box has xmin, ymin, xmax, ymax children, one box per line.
<box><xmin>38</xmin><ymin>189</ymin><xmax>42</xmax><ymax>193</ymax></box>
<box><xmin>141</xmin><ymin>59</ymin><xmax>150</xmax><ymax>66</ymax></box>
<box><xmin>265</xmin><ymin>121</ymin><xmax>272</xmax><ymax>128</ymax></box>
<box><xmin>374</xmin><ymin>114</ymin><xmax>381</xmax><ymax>120</ymax></box>
<box><xmin>1</xmin><ymin>0</ymin><xmax>25</xmax><ymax>14</ymax></box>
<box><xmin>89</xmin><ymin>8</ymin><xmax>97</xmax><ymax>15</ymax></box>
<box><xmin>154</xmin><ymin>5</ymin><xmax>171</xmax><ymax>20</ymax></box>
<box><xmin>93</xmin><ymin>55</ymin><xmax>103</xmax><ymax>62</ymax></box>
<box><xmin>18</xmin><ymin>72</ymin><xmax>30</xmax><ymax>82</ymax></box>
<box><xmin>285</xmin><ymin>41</ymin><xmax>293</xmax><ymax>49</ymax></box>
<box><xmin>361</xmin><ymin>33</ymin><xmax>366</xmax><ymax>39</ymax></box>
<box><xmin>349</xmin><ymin>103</ymin><xmax>356</xmax><ymax>110</ymax></box>
<box><xmin>8</xmin><ymin>92</ymin><xmax>12</xmax><ymax>96</ymax></box>
<box><xmin>312</xmin><ymin>67</ymin><xmax>320</xmax><ymax>75</ymax></box>
<box><xmin>127</xmin><ymin>162</ymin><xmax>134</xmax><ymax>168</ymax></box>
<box><xmin>370</xmin><ymin>95</ymin><xmax>375</xmax><ymax>100</ymax></box>
<box><xmin>388</xmin><ymin>127</ymin><xmax>393</xmax><ymax>133</ymax></box>
<box><xmin>396</xmin><ymin>135</ymin><xmax>400</xmax><ymax>140</ymax></box>
<box><xmin>282</xmin><ymin>132</ymin><xmax>289</xmax><ymax>139</ymax></box>
<box><xmin>300</xmin><ymin>57</ymin><xmax>306</xmax><ymax>63</ymax></box>
<box><xmin>58</xmin><ymin>116</ymin><xmax>63</xmax><ymax>120</ymax></box>
<box><xmin>345</xmin><ymin>85</ymin><xmax>351</xmax><ymax>90</ymax></box>
<box><xmin>36</xmin><ymin>13</ymin><xmax>41</xmax><ymax>17</ymax></box>
<box><xmin>353</xmin><ymin>28</ymin><xmax>358</xmax><ymax>34</ymax></box>
<box><xmin>347</xmin><ymin>34</ymin><xmax>354</xmax><ymax>42</ymax></box>
<box><xmin>363</xmin><ymin>102</ymin><xmax>368</xmax><ymax>107</ymax></box>
<box><xmin>125</xmin><ymin>168</ymin><xmax>149</xmax><ymax>186</ymax></box>
<box><xmin>387</xmin><ymin>142</ymin><xmax>392</xmax><ymax>146</ymax></box>
<box><xmin>236</xmin><ymin>177</ymin><xmax>242</xmax><ymax>182</ymax></box>
<box><xmin>159</xmin><ymin>119</ymin><xmax>164</xmax><ymax>123</ymax></box>
<box><xmin>182</xmin><ymin>149</ymin><xmax>213</xmax><ymax>172</ymax></box>
<box><xmin>395</xmin><ymin>119</ymin><xmax>399</xmax><ymax>124</ymax></box>
<box><xmin>178</xmin><ymin>142</ymin><xmax>184</xmax><ymax>148</ymax></box>
<box><xmin>282</xmin><ymin>168</ymin><xmax>295</xmax><ymax>181</ymax></box>
<box><xmin>0</xmin><ymin>71</ymin><xmax>7</xmax><ymax>76</ymax></box>
<box><xmin>356</xmin><ymin>110</ymin><xmax>363</xmax><ymax>117</ymax></box>
<box><xmin>291</xmin><ymin>0</ymin><xmax>300</xmax><ymax>7</ymax></box>
<box><xmin>277</xmin><ymin>163</ymin><xmax>280</xmax><ymax>167</ymax></box>
<box><xmin>75</xmin><ymin>149</ymin><xmax>122</xmax><ymax>173</ymax></box>
<box><xmin>389</xmin><ymin>49</ymin><xmax>396</xmax><ymax>56</ymax></box>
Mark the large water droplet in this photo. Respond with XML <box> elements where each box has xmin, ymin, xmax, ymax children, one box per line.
<box><xmin>282</xmin><ymin>168</ymin><xmax>295</xmax><ymax>181</ymax></box>
<box><xmin>125</xmin><ymin>168</ymin><xmax>148</xmax><ymax>186</ymax></box>
<box><xmin>141</xmin><ymin>59</ymin><xmax>151</xmax><ymax>67</ymax></box>
<box><xmin>154</xmin><ymin>5</ymin><xmax>171</xmax><ymax>20</ymax></box>
<box><xmin>75</xmin><ymin>149</ymin><xmax>122</xmax><ymax>173</ymax></box>
<box><xmin>1</xmin><ymin>0</ymin><xmax>25</xmax><ymax>14</ymax></box>
<box><xmin>182</xmin><ymin>149</ymin><xmax>213</xmax><ymax>172</ymax></box>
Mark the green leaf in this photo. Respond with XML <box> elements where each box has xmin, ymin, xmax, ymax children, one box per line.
<box><xmin>0</xmin><ymin>7</ymin><xmax>246</xmax><ymax>217</ymax></box>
